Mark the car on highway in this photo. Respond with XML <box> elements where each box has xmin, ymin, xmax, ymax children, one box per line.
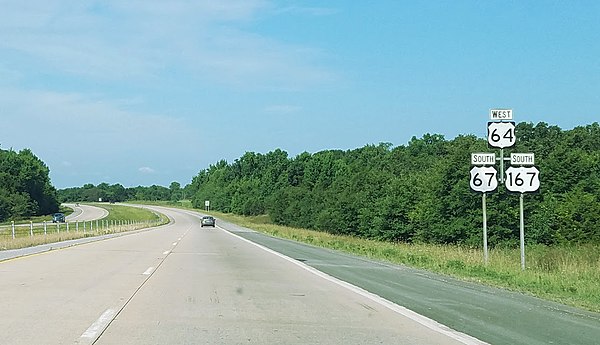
<box><xmin>52</xmin><ymin>213</ymin><xmax>66</xmax><ymax>223</ymax></box>
<box><xmin>201</xmin><ymin>216</ymin><xmax>216</xmax><ymax>227</ymax></box>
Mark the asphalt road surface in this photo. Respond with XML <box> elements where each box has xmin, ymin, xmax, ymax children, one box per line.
<box><xmin>0</xmin><ymin>206</ymin><xmax>482</xmax><ymax>345</ymax></box>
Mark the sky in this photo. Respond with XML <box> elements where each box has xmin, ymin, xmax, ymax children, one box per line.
<box><xmin>1</xmin><ymin>1</ymin><xmax>598</xmax><ymax>189</ymax></box>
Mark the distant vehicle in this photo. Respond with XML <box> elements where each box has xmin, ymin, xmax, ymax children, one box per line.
<box><xmin>201</xmin><ymin>216</ymin><xmax>216</xmax><ymax>227</ymax></box>
<box><xmin>52</xmin><ymin>213</ymin><xmax>66</xmax><ymax>223</ymax></box>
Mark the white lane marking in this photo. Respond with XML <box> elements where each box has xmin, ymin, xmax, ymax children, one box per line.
<box><xmin>163</xmin><ymin>250</ymin><xmax>170</xmax><ymax>255</ymax></box>
<box><xmin>172</xmin><ymin>242</ymin><xmax>178</xmax><ymax>246</ymax></box>
<box><xmin>142</xmin><ymin>267</ymin><xmax>154</xmax><ymax>275</ymax></box>
<box><xmin>80</xmin><ymin>308</ymin><xmax>116</xmax><ymax>340</ymax></box>
<box><xmin>218</xmin><ymin>225</ymin><xmax>489</xmax><ymax>345</ymax></box>
<box><xmin>178</xmin><ymin>237</ymin><xmax>182</xmax><ymax>241</ymax></box>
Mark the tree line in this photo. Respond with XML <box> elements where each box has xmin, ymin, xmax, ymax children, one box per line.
<box><xmin>42</xmin><ymin>121</ymin><xmax>600</xmax><ymax>246</ymax></box>
<box><xmin>57</xmin><ymin>182</ymin><xmax>190</xmax><ymax>203</ymax></box>
<box><xmin>187</xmin><ymin>122</ymin><xmax>600</xmax><ymax>246</ymax></box>
<box><xmin>0</xmin><ymin>148</ymin><xmax>59</xmax><ymax>221</ymax></box>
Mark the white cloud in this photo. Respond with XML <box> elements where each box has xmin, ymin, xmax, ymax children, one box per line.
<box><xmin>138</xmin><ymin>167</ymin><xmax>155</xmax><ymax>174</ymax></box>
<box><xmin>0</xmin><ymin>86</ymin><xmax>201</xmax><ymax>161</ymax></box>
<box><xmin>0</xmin><ymin>0</ymin><xmax>336</xmax><ymax>89</ymax></box>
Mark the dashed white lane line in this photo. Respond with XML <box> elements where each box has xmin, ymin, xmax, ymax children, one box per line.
<box><xmin>80</xmin><ymin>308</ymin><xmax>116</xmax><ymax>341</ymax></box>
<box><xmin>142</xmin><ymin>267</ymin><xmax>154</xmax><ymax>275</ymax></box>
<box><xmin>172</xmin><ymin>242</ymin><xmax>178</xmax><ymax>246</ymax></box>
<box><xmin>163</xmin><ymin>250</ymin><xmax>170</xmax><ymax>255</ymax></box>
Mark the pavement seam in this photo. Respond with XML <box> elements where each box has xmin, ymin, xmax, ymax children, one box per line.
<box><xmin>88</xmin><ymin>225</ymin><xmax>192</xmax><ymax>344</ymax></box>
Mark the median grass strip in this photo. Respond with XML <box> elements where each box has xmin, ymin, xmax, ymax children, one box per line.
<box><xmin>90</xmin><ymin>203</ymin><xmax>168</xmax><ymax>223</ymax></box>
<box><xmin>202</xmin><ymin>211</ymin><xmax>600</xmax><ymax>313</ymax></box>
<box><xmin>0</xmin><ymin>203</ymin><xmax>169</xmax><ymax>251</ymax></box>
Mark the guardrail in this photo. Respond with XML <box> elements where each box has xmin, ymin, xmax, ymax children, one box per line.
<box><xmin>0</xmin><ymin>219</ymin><xmax>163</xmax><ymax>242</ymax></box>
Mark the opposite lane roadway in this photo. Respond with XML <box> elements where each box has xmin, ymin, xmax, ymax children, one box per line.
<box><xmin>64</xmin><ymin>203</ymin><xmax>110</xmax><ymax>222</ymax></box>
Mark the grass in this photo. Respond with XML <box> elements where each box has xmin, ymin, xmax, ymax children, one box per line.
<box><xmin>0</xmin><ymin>203</ymin><xmax>169</xmax><ymax>252</ymax></box>
<box><xmin>206</xmin><ymin>211</ymin><xmax>600</xmax><ymax>313</ymax></box>
<box><xmin>129</xmin><ymin>199</ymin><xmax>195</xmax><ymax>209</ymax></box>
<box><xmin>89</xmin><ymin>203</ymin><xmax>167</xmax><ymax>223</ymax></box>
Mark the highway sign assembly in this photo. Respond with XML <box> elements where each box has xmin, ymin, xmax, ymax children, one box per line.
<box><xmin>471</xmin><ymin>108</ymin><xmax>541</xmax><ymax>269</ymax></box>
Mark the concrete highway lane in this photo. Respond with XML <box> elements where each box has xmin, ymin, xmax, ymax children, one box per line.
<box><xmin>0</xmin><ymin>206</ymin><xmax>480</xmax><ymax>345</ymax></box>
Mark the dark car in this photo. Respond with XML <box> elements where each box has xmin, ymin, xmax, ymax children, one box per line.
<box><xmin>201</xmin><ymin>216</ymin><xmax>216</xmax><ymax>227</ymax></box>
<box><xmin>52</xmin><ymin>213</ymin><xmax>66</xmax><ymax>223</ymax></box>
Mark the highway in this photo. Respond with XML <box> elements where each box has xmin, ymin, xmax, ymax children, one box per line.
<box><xmin>0</xmin><ymin>206</ymin><xmax>481</xmax><ymax>345</ymax></box>
<box><xmin>64</xmin><ymin>203</ymin><xmax>110</xmax><ymax>222</ymax></box>
<box><xmin>0</xmin><ymin>206</ymin><xmax>598</xmax><ymax>344</ymax></box>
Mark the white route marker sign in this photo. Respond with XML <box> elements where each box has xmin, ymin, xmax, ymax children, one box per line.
<box><xmin>489</xmin><ymin>109</ymin><xmax>513</xmax><ymax>120</ymax></box>
<box><xmin>505</xmin><ymin>166</ymin><xmax>540</xmax><ymax>193</ymax></box>
<box><xmin>487</xmin><ymin>121</ymin><xmax>516</xmax><ymax>148</ymax></box>
<box><xmin>470</xmin><ymin>166</ymin><xmax>498</xmax><ymax>193</ymax></box>
<box><xmin>471</xmin><ymin>153</ymin><xmax>496</xmax><ymax>165</ymax></box>
<box><xmin>511</xmin><ymin>153</ymin><xmax>535</xmax><ymax>166</ymax></box>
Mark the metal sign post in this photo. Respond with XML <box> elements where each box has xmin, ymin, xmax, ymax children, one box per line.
<box><xmin>505</xmin><ymin>156</ymin><xmax>540</xmax><ymax>270</ymax></box>
<box><xmin>519</xmin><ymin>193</ymin><xmax>525</xmax><ymax>270</ymax></box>
<box><xmin>482</xmin><ymin>193</ymin><xmax>489</xmax><ymax>264</ymax></box>
<box><xmin>470</xmin><ymin>154</ymin><xmax>498</xmax><ymax>265</ymax></box>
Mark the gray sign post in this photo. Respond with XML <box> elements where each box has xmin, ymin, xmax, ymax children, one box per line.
<box><xmin>505</xmin><ymin>162</ymin><xmax>540</xmax><ymax>270</ymax></box>
<box><xmin>470</xmin><ymin>154</ymin><xmax>498</xmax><ymax>264</ymax></box>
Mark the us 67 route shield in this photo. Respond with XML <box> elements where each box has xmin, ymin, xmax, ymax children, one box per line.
<box><xmin>470</xmin><ymin>166</ymin><xmax>498</xmax><ymax>193</ymax></box>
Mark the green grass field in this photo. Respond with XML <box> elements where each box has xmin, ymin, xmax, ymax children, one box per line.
<box><xmin>89</xmin><ymin>203</ymin><xmax>167</xmax><ymax>223</ymax></box>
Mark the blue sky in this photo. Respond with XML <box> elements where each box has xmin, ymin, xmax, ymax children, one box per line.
<box><xmin>1</xmin><ymin>1</ymin><xmax>598</xmax><ymax>189</ymax></box>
